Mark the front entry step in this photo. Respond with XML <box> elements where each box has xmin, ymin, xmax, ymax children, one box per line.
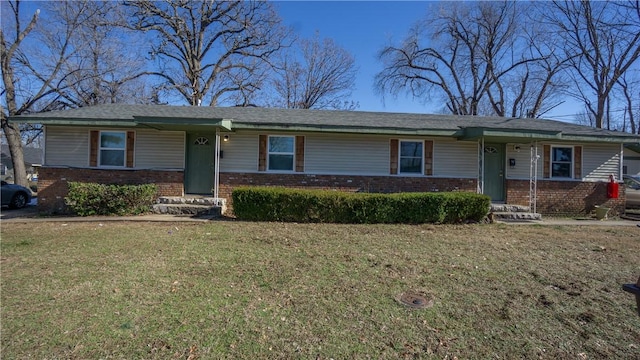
<box><xmin>153</xmin><ymin>196</ymin><xmax>226</xmax><ymax>217</ymax></box>
<box><xmin>490</xmin><ymin>204</ymin><xmax>542</xmax><ymax>222</ymax></box>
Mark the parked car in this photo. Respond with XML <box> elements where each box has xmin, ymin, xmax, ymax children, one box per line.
<box><xmin>1</xmin><ymin>180</ymin><xmax>32</xmax><ymax>209</ymax></box>
<box><xmin>623</xmin><ymin>175</ymin><xmax>640</xmax><ymax>208</ymax></box>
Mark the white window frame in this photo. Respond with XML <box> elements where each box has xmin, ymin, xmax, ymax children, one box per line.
<box><xmin>99</xmin><ymin>131</ymin><xmax>126</xmax><ymax>168</ymax></box>
<box><xmin>267</xmin><ymin>135</ymin><xmax>295</xmax><ymax>172</ymax></box>
<box><xmin>550</xmin><ymin>145</ymin><xmax>573</xmax><ymax>179</ymax></box>
<box><xmin>399</xmin><ymin>140</ymin><xmax>424</xmax><ymax>175</ymax></box>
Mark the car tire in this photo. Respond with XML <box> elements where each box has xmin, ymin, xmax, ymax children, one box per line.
<box><xmin>9</xmin><ymin>192</ymin><xmax>28</xmax><ymax>209</ymax></box>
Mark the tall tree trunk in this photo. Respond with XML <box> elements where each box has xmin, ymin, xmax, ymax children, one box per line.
<box><xmin>1</xmin><ymin>119</ymin><xmax>28</xmax><ymax>186</ymax></box>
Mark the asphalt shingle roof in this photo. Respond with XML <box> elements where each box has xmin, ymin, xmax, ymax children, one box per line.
<box><xmin>11</xmin><ymin>104</ymin><xmax>640</xmax><ymax>141</ymax></box>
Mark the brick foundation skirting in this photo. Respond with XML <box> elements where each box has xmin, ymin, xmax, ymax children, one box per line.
<box><xmin>36</xmin><ymin>167</ymin><xmax>625</xmax><ymax>217</ymax></box>
<box><xmin>506</xmin><ymin>179</ymin><xmax>625</xmax><ymax>216</ymax></box>
<box><xmin>37</xmin><ymin>167</ymin><xmax>184</xmax><ymax>214</ymax></box>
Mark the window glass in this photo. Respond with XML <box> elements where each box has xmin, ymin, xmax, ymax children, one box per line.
<box><xmin>101</xmin><ymin>132</ymin><xmax>125</xmax><ymax>148</ymax></box>
<box><xmin>268</xmin><ymin>136</ymin><xmax>294</xmax><ymax>171</ymax></box>
<box><xmin>400</xmin><ymin>141</ymin><xmax>423</xmax><ymax>174</ymax></box>
<box><xmin>100</xmin><ymin>131</ymin><xmax>126</xmax><ymax>167</ymax></box>
<box><xmin>551</xmin><ymin>146</ymin><xmax>572</xmax><ymax>178</ymax></box>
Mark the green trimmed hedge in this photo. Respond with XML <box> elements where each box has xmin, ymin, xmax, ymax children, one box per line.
<box><xmin>65</xmin><ymin>182</ymin><xmax>158</xmax><ymax>216</ymax></box>
<box><xmin>232</xmin><ymin>187</ymin><xmax>490</xmax><ymax>224</ymax></box>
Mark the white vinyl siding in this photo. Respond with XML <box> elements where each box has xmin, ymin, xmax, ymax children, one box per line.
<box><xmin>624</xmin><ymin>148</ymin><xmax>640</xmax><ymax>176</ymax></box>
<box><xmin>434</xmin><ymin>140</ymin><xmax>477</xmax><ymax>177</ymax></box>
<box><xmin>44</xmin><ymin>126</ymin><xmax>89</xmax><ymax>167</ymax></box>
<box><xmin>505</xmin><ymin>143</ymin><xmax>534</xmax><ymax>179</ymax></box>
<box><xmin>44</xmin><ymin>126</ymin><xmax>184</xmax><ymax>169</ymax></box>
<box><xmin>135</xmin><ymin>129</ymin><xmax>184</xmax><ymax>169</ymax></box>
<box><xmin>506</xmin><ymin>142</ymin><xmax>620</xmax><ymax>181</ymax></box>
<box><xmin>304</xmin><ymin>134</ymin><xmax>389</xmax><ymax>175</ymax></box>
<box><xmin>221</xmin><ymin>132</ymin><xmax>480</xmax><ymax>177</ymax></box>
<box><xmin>219</xmin><ymin>132</ymin><xmax>259</xmax><ymax>172</ymax></box>
<box><xmin>582</xmin><ymin>143</ymin><xmax>620</xmax><ymax>181</ymax></box>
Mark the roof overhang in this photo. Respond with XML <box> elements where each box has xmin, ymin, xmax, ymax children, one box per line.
<box><xmin>135</xmin><ymin>117</ymin><xmax>232</xmax><ymax>131</ymax></box>
<box><xmin>459</xmin><ymin>127</ymin><xmax>562</xmax><ymax>141</ymax></box>
<box><xmin>13</xmin><ymin>116</ymin><xmax>233</xmax><ymax>132</ymax></box>
<box><xmin>459</xmin><ymin>126</ymin><xmax>640</xmax><ymax>143</ymax></box>
<box><xmin>625</xmin><ymin>143</ymin><xmax>640</xmax><ymax>153</ymax></box>
<box><xmin>231</xmin><ymin>122</ymin><xmax>460</xmax><ymax>136</ymax></box>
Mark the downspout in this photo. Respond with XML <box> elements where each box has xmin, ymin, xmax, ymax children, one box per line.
<box><xmin>43</xmin><ymin>125</ymin><xmax>47</xmax><ymax>166</ymax></box>
<box><xmin>214</xmin><ymin>128</ymin><xmax>220</xmax><ymax>200</ymax></box>
<box><xmin>529</xmin><ymin>142</ymin><xmax>539</xmax><ymax>214</ymax></box>
<box><xmin>478</xmin><ymin>138</ymin><xmax>485</xmax><ymax>194</ymax></box>
<box><xmin>619</xmin><ymin>143</ymin><xmax>624</xmax><ymax>180</ymax></box>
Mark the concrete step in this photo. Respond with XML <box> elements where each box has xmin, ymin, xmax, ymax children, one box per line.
<box><xmin>492</xmin><ymin>211</ymin><xmax>542</xmax><ymax>222</ymax></box>
<box><xmin>157</xmin><ymin>196</ymin><xmax>225</xmax><ymax>206</ymax></box>
<box><xmin>490</xmin><ymin>204</ymin><xmax>532</xmax><ymax>213</ymax></box>
<box><xmin>156</xmin><ymin>196</ymin><xmax>227</xmax><ymax>215</ymax></box>
<box><xmin>152</xmin><ymin>203</ymin><xmax>222</xmax><ymax>217</ymax></box>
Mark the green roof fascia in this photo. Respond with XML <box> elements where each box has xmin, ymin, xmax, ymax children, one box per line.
<box><xmin>231</xmin><ymin>122</ymin><xmax>460</xmax><ymax>136</ymax></box>
<box><xmin>11</xmin><ymin>118</ymin><xmax>139</xmax><ymax>127</ymax></box>
<box><xmin>460</xmin><ymin>127</ymin><xmax>562</xmax><ymax>141</ymax></box>
<box><xmin>558</xmin><ymin>135</ymin><xmax>640</xmax><ymax>143</ymax></box>
<box><xmin>624</xmin><ymin>143</ymin><xmax>640</xmax><ymax>153</ymax></box>
<box><xmin>134</xmin><ymin>117</ymin><xmax>232</xmax><ymax>131</ymax></box>
<box><xmin>11</xmin><ymin>116</ymin><xmax>233</xmax><ymax>131</ymax></box>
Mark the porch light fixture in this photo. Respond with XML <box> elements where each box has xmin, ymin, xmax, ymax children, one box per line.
<box><xmin>223</xmin><ymin>135</ymin><xmax>229</xmax><ymax>142</ymax></box>
<box><xmin>513</xmin><ymin>145</ymin><xmax>521</xmax><ymax>152</ymax></box>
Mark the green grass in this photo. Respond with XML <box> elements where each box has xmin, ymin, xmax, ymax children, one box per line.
<box><xmin>1</xmin><ymin>221</ymin><xmax>639</xmax><ymax>359</ymax></box>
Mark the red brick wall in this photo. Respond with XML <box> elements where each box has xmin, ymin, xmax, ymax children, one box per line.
<box><xmin>219</xmin><ymin>173</ymin><xmax>477</xmax><ymax>213</ymax></box>
<box><xmin>37</xmin><ymin>167</ymin><xmax>184</xmax><ymax>214</ymax></box>
<box><xmin>506</xmin><ymin>179</ymin><xmax>626</xmax><ymax>216</ymax></box>
<box><xmin>38</xmin><ymin>167</ymin><xmax>624</xmax><ymax>217</ymax></box>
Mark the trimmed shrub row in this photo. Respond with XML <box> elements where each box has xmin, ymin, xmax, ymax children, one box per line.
<box><xmin>232</xmin><ymin>187</ymin><xmax>490</xmax><ymax>224</ymax></box>
<box><xmin>65</xmin><ymin>182</ymin><xmax>157</xmax><ymax>216</ymax></box>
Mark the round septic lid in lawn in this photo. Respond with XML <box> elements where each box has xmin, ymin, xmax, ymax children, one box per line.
<box><xmin>397</xmin><ymin>291</ymin><xmax>434</xmax><ymax>309</ymax></box>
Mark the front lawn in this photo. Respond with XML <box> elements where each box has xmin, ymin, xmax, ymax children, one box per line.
<box><xmin>1</xmin><ymin>221</ymin><xmax>639</xmax><ymax>359</ymax></box>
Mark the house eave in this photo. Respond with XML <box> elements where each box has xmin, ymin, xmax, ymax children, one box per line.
<box><xmin>459</xmin><ymin>127</ymin><xmax>638</xmax><ymax>143</ymax></box>
<box><xmin>12</xmin><ymin>119</ymin><xmax>139</xmax><ymax>127</ymax></box>
<box><xmin>459</xmin><ymin>127</ymin><xmax>562</xmax><ymax>141</ymax></box>
<box><xmin>12</xmin><ymin>117</ymin><xmax>233</xmax><ymax>131</ymax></box>
<box><xmin>231</xmin><ymin>122</ymin><xmax>460</xmax><ymax>136</ymax></box>
<box><xmin>133</xmin><ymin>117</ymin><xmax>232</xmax><ymax>131</ymax></box>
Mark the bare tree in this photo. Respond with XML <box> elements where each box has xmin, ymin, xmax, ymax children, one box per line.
<box><xmin>270</xmin><ymin>35</ymin><xmax>358</xmax><ymax>110</ymax></box>
<box><xmin>617</xmin><ymin>73</ymin><xmax>639</xmax><ymax>134</ymax></box>
<box><xmin>126</xmin><ymin>0</ymin><xmax>291</xmax><ymax>107</ymax></box>
<box><xmin>1</xmin><ymin>1</ymin><xmax>157</xmax><ymax>186</ymax></box>
<box><xmin>1</xmin><ymin>0</ymin><xmax>89</xmax><ymax>186</ymax></box>
<box><xmin>548</xmin><ymin>0</ymin><xmax>640</xmax><ymax>129</ymax></box>
<box><xmin>376</xmin><ymin>1</ymin><xmax>558</xmax><ymax>117</ymax></box>
<box><xmin>55</xmin><ymin>2</ymin><xmax>152</xmax><ymax>108</ymax></box>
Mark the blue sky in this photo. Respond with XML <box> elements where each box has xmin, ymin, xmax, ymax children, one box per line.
<box><xmin>275</xmin><ymin>1</ymin><xmax>434</xmax><ymax>114</ymax></box>
<box><xmin>274</xmin><ymin>1</ymin><xmax>580</xmax><ymax>121</ymax></box>
<box><xmin>8</xmin><ymin>0</ymin><xmax>579</xmax><ymax>121</ymax></box>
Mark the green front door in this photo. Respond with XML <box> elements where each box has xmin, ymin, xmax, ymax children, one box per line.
<box><xmin>185</xmin><ymin>133</ymin><xmax>215</xmax><ymax>194</ymax></box>
<box><xmin>483</xmin><ymin>143</ymin><xmax>505</xmax><ymax>202</ymax></box>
